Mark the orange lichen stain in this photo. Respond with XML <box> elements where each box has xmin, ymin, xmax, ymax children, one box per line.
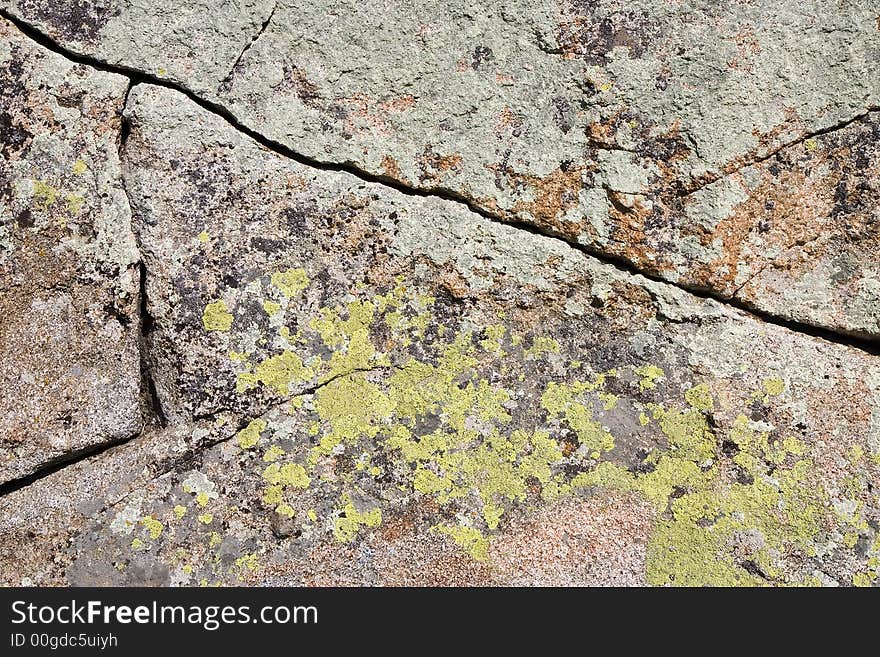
<box><xmin>417</xmin><ymin>145</ymin><xmax>464</xmax><ymax>184</ymax></box>
<box><xmin>334</xmin><ymin>93</ymin><xmax>416</xmax><ymax>138</ymax></box>
<box><xmin>381</xmin><ymin>154</ymin><xmax>403</xmax><ymax>181</ymax></box>
<box><xmin>488</xmin><ymin>163</ymin><xmax>586</xmax><ymax>239</ymax></box>
<box><xmin>437</xmin><ymin>267</ymin><xmax>472</xmax><ymax>300</ymax></box>
<box><xmin>726</xmin><ymin>27</ymin><xmax>762</xmax><ymax>72</ymax></box>
<box><xmin>493</xmin><ymin>107</ymin><xmax>523</xmax><ymax>138</ymax></box>
<box><xmin>749</xmin><ymin>107</ymin><xmax>803</xmax><ymax>155</ymax></box>
<box><xmin>378</xmin><ymin>95</ymin><xmax>416</xmax><ymax>113</ymax></box>
<box><xmin>687</xmin><ymin>161</ymin><xmax>833</xmax><ymax>297</ymax></box>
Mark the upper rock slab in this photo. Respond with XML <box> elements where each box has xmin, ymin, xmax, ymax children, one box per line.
<box><xmin>0</xmin><ymin>18</ymin><xmax>141</xmax><ymax>484</ymax></box>
<box><xmin>2</xmin><ymin>0</ymin><xmax>878</xmax><ymax>337</ymax></box>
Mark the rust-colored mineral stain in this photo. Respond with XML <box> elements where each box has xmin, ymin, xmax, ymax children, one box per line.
<box><xmin>503</xmin><ymin>164</ymin><xmax>587</xmax><ymax>239</ymax></box>
<box><xmin>687</xmin><ymin>161</ymin><xmax>834</xmax><ymax>296</ymax></box>
<box><xmin>380</xmin><ymin>154</ymin><xmax>402</xmax><ymax>180</ymax></box>
<box><xmin>416</xmin><ymin>145</ymin><xmax>463</xmax><ymax>184</ymax></box>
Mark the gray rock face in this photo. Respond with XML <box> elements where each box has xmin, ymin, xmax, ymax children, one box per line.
<box><xmin>0</xmin><ymin>18</ymin><xmax>140</xmax><ymax>484</ymax></box>
<box><xmin>0</xmin><ymin>4</ymin><xmax>879</xmax><ymax>587</ymax></box>
<box><xmin>3</xmin><ymin>0</ymin><xmax>878</xmax><ymax>336</ymax></box>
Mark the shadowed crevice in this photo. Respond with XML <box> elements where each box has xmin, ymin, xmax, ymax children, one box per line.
<box><xmin>1</xmin><ymin>7</ymin><xmax>877</xmax><ymax>360</ymax></box>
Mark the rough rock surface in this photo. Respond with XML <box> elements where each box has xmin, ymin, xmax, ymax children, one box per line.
<box><xmin>1</xmin><ymin>4</ymin><xmax>879</xmax><ymax>587</ymax></box>
<box><xmin>3</xmin><ymin>0</ymin><xmax>878</xmax><ymax>336</ymax></box>
<box><xmin>0</xmin><ymin>17</ymin><xmax>140</xmax><ymax>484</ymax></box>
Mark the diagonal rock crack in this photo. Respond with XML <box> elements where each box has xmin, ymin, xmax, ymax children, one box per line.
<box><xmin>217</xmin><ymin>1</ymin><xmax>278</xmax><ymax>93</ymax></box>
<box><xmin>1</xmin><ymin>9</ymin><xmax>877</xmax><ymax>380</ymax></box>
<box><xmin>679</xmin><ymin>107</ymin><xmax>880</xmax><ymax>196</ymax></box>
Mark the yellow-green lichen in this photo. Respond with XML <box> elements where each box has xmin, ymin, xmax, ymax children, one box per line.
<box><xmin>263</xmin><ymin>445</ymin><xmax>285</xmax><ymax>462</ymax></box>
<box><xmin>333</xmin><ymin>498</ymin><xmax>382</xmax><ymax>543</ymax></box>
<box><xmin>635</xmin><ymin>364</ymin><xmax>664</xmax><ymax>390</ymax></box>
<box><xmin>271</xmin><ymin>268</ymin><xmax>309</xmax><ymax>298</ymax></box>
<box><xmin>684</xmin><ymin>384</ymin><xmax>714</xmax><ymax>412</ymax></box>
<box><xmin>140</xmin><ymin>516</ymin><xmax>164</xmax><ymax>540</ymax></box>
<box><xmin>190</xmin><ymin>275</ymin><xmax>864</xmax><ymax>584</ymax></box>
<box><xmin>71</xmin><ymin>159</ymin><xmax>88</xmax><ymax>175</ymax></box>
<box><xmin>243</xmin><ymin>351</ymin><xmax>314</xmax><ymax>395</ymax></box>
<box><xmin>31</xmin><ymin>180</ymin><xmax>57</xmax><ymax>211</ymax></box>
<box><xmin>763</xmin><ymin>377</ymin><xmax>785</xmax><ymax>396</ymax></box>
<box><xmin>263</xmin><ymin>462</ymin><xmax>310</xmax><ymax>489</ymax></box>
<box><xmin>235</xmin><ymin>553</ymin><xmax>259</xmax><ymax>572</ymax></box>
<box><xmin>262</xmin><ymin>300</ymin><xmax>282</xmax><ymax>316</ymax></box>
<box><xmin>237</xmin><ymin>419</ymin><xmax>267</xmax><ymax>449</ymax></box>
<box><xmin>65</xmin><ymin>193</ymin><xmax>84</xmax><ymax>216</ymax></box>
<box><xmin>434</xmin><ymin>524</ymin><xmax>490</xmax><ymax>561</ymax></box>
<box><xmin>524</xmin><ymin>336</ymin><xmax>560</xmax><ymax>359</ymax></box>
<box><xmin>202</xmin><ymin>300</ymin><xmax>233</xmax><ymax>331</ymax></box>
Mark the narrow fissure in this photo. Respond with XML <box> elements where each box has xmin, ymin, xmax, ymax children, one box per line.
<box><xmin>2</xmin><ymin>7</ymin><xmax>878</xmax><ymax>360</ymax></box>
<box><xmin>218</xmin><ymin>1</ymin><xmax>278</xmax><ymax>93</ymax></box>
<box><xmin>0</xmin><ymin>432</ymin><xmax>141</xmax><ymax>498</ymax></box>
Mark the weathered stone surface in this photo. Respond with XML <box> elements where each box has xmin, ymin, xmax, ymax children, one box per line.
<box><xmin>0</xmin><ymin>18</ymin><xmax>140</xmax><ymax>483</ymax></box>
<box><xmin>1</xmin><ymin>4</ymin><xmax>879</xmax><ymax>589</ymax></box>
<box><xmin>3</xmin><ymin>82</ymin><xmax>878</xmax><ymax>587</ymax></box>
<box><xmin>3</xmin><ymin>0</ymin><xmax>878</xmax><ymax>336</ymax></box>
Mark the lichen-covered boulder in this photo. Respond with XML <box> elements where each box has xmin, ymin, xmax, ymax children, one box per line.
<box><xmin>0</xmin><ymin>3</ymin><xmax>878</xmax><ymax>588</ymax></box>
<box><xmin>3</xmin><ymin>82</ymin><xmax>877</xmax><ymax>587</ymax></box>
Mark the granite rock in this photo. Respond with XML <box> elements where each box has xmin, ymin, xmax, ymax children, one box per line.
<box><xmin>0</xmin><ymin>17</ymin><xmax>140</xmax><ymax>484</ymax></box>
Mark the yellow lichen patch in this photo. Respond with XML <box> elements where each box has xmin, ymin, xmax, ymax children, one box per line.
<box><xmin>263</xmin><ymin>462</ymin><xmax>310</xmax><ymax>489</ymax></box>
<box><xmin>333</xmin><ymin>498</ymin><xmax>382</xmax><ymax>543</ymax></box>
<box><xmin>202</xmin><ymin>300</ymin><xmax>233</xmax><ymax>331</ymax></box>
<box><xmin>524</xmin><ymin>336</ymin><xmax>560</xmax><ymax>359</ymax></box>
<box><xmin>71</xmin><ymin>159</ymin><xmax>88</xmax><ymax>175</ymax></box>
<box><xmin>434</xmin><ymin>524</ymin><xmax>489</xmax><ymax>561</ymax></box>
<box><xmin>570</xmin><ymin>395</ymin><xmax>831</xmax><ymax>586</ymax></box>
<box><xmin>541</xmin><ymin>380</ymin><xmax>614</xmax><ymax>456</ymax></box>
<box><xmin>271</xmin><ymin>268</ymin><xmax>309</xmax><ymax>298</ymax></box>
<box><xmin>173</xmin><ymin>505</ymin><xmax>187</xmax><ymax>520</ymax></box>
<box><xmin>235</xmin><ymin>554</ymin><xmax>259</xmax><ymax>572</ymax></box>
<box><xmin>480</xmin><ymin>324</ymin><xmax>507</xmax><ymax>354</ymax></box>
<box><xmin>31</xmin><ymin>180</ymin><xmax>57</xmax><ymax>211</ymax></box>
<box><xmin>684</xmin><ymin>384</ymin><xmax>714</xmax><ymax>412</ymax></box>
<box><xmin>263</xmin><ymin>445</ymin><xmax>285</xmax><ymax>462</ymax></box>
<box><xmin>195</xmin><ymin>492</ymin><xmax>210</xmax><ymax>508</ymax></box>
<box><xmin>65</xmin><ymin>193</ymin><xmax>85</xmax><ymax>215</ymax></box>
<box><xmin>313</xmin><ymin>374</ymin><xmax>394</xmax><ymax>456</ymax></box>
<box><xmin>763</xmin><ymin>376</ymin><xmax>785</xmax><ymax>396</ymax></box>
<box><xmin>245</xmin><ymin>350</ymin><xmax>314</xmax><ymax>395</ymax></box>
<box><xmin>198</xmin><ymin>230</ymin><xmax>210</xmax><ymax>244</ymax></box>
<box><xmin>197</xmin><ymin>513</ymin><xmax>214</xmax><ymax>524</ymax></box>
<box><xmin>310</xmin><ymin>300</ymin><xmax>378</xmax><ymax>378</ymax></box>
<box><xmin>131</xmin><ymin>538</ymin><xmax>147</xmax><ymax>551</ymax></box>
<box><xmin>237</xmin><ymin>419</ymin><xmax>267</xmax><ymax>449</ymax></box>
<box><xmin>188</xmin><ymin>275</ymin><xmax>864</xmax><ymax>584</ymax></box>
<box><xmin>635</xmin><ymin>364</ymin><xmax>664</xmax><ymax>390</ymax></box>
<box><xmin>262</xmin><ymin>300</ymin><xmax>282</xmax><ymax>316</ymax></box>
<box><xmin>140</xmin><ymin>516</ymin><xmax>164</xmax><ymax>540</ymax></box>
